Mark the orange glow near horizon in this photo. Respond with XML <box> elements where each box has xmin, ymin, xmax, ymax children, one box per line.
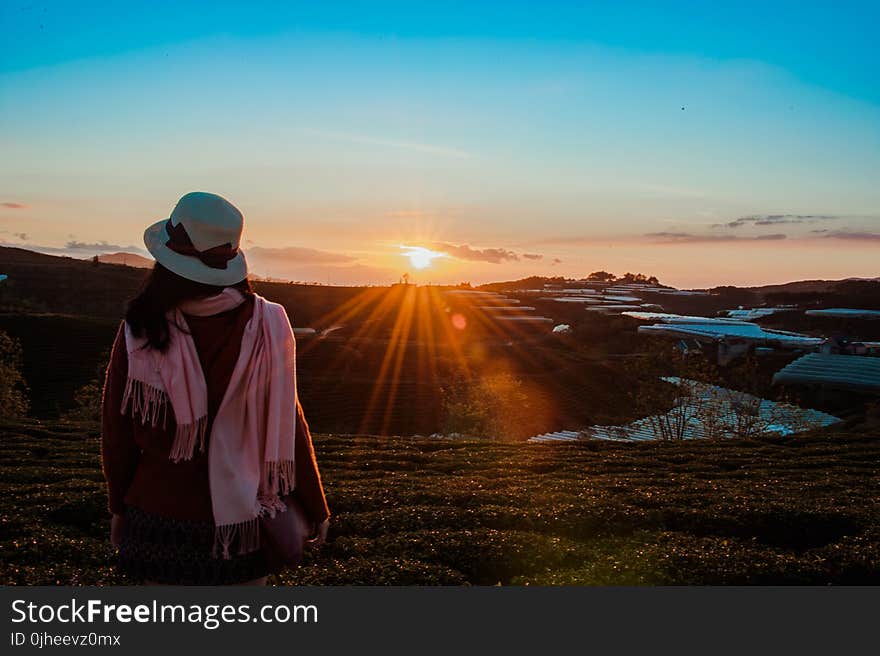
<box><xmin>243</xmin><ymin>232</ymin><xmax>880</xmax><ymax>289</ymax></box>
<box><xmin>294</xmin><ymin>282</ymin><xmax>576</xmax><ymax>435</ymax></box>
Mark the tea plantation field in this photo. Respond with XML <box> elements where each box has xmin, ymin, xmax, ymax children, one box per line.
<box><xmin>1</xmin><ymin>419</ymin><xmax>879</xmax><ymax>585</ymax></box>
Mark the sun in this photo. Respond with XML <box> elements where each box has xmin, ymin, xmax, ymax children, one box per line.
<box><xmin>400</xmin><ymin>245</ymin><xmax>446</xmax><ymax>270</ymax></box>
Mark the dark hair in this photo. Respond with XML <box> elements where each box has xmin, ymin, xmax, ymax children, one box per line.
<box><xmin>125</xmin><ymin>263</ymin><xmax>253</xmax><ymax>351</ymax></box>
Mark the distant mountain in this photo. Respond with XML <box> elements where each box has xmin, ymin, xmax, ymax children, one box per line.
<box><xmin>748</xmin><ymin>277</ymin><xmax>880</xmax><ymax>296</ymax></box>
<box><xmin>747</xmin><ymin>279</ymin><xmax>846</xmax><ymax>295</ymax></box>
<box><xmin>97</xmin><ymin>252</ymin><xmax>153</xmax><ymax>268</ymax></box>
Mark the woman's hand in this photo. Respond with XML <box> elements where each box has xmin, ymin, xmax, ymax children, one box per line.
<box><xmin>309</xmin><ymin>519</ymin><xmax>330</xmax><ymax>547</ymax></box>
<box><xmin>110</xmin><ymin>513</ymin><xmax>125</xmax><ymax>548</ymax></box>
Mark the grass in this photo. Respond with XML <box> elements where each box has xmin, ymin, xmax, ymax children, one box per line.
<box><xmin>1</xmin><ymin>419</ymin><xmax>879</xmax><ymax>585</ymax></box>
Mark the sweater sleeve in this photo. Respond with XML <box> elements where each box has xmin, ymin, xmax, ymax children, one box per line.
<box><xmin>292</xmin><ymin>399</ymin><xmax>330</xmax><ymax>525</ymax></box>
<box><xmin>101</xmin><ymin>321</ymin><xmax>140</xmax><ymax>515</ymax></box>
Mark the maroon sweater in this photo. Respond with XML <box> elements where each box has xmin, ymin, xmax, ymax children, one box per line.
<box><xmin>101</xmin><ymin>296</ymin><xmax>330</xmax><ymax>526</ymax></box>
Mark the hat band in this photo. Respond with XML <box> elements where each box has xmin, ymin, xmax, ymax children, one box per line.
<box><xmin>165</xmin><ymin>220</ymin><xmax>239</xmax><ymax>270</ymax></box>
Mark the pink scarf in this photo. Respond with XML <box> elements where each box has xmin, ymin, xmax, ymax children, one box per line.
<box><xmin>121</xmin><ymin>288</ymin><xmax>298</xmax><ymax>559</ymax></box>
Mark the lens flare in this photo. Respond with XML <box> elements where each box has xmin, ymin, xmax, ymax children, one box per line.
<box><xmin>400</xmin><ymin>245</ymin><xmax>445</xmax><ymax>270</ymax></box>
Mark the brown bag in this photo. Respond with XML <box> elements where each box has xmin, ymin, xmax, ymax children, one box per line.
<box><xmin>259</xmin><ymin>494</ymin><xmax>313</xmax><ymax>570</ymax></box>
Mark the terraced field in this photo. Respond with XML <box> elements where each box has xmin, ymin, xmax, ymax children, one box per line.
<box><xmin>2</xmin><ymin>419</ymin><xmax>878</xmax><ymax>585</ymax></box>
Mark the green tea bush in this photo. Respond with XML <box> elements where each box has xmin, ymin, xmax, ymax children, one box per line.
<box><xmin>2</xmin><ymin>421</ymin><xmax>879</xmax><ymax>585</ymax></box>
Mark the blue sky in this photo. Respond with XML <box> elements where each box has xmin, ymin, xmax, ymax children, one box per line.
<box><xmin>1</xmin><ymin>1</ymin><xmax>878</xmax><ymax>286</ymax></box>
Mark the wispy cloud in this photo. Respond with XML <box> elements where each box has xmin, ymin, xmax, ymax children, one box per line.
<box><xmin>1</xmin><ymin>202</ymin><xmax>27</xmax><ymax>209</ymax></box>
<box><xmin>714</xmin><ymin>214</ymin><xmax>839</xmax><ymax>228</ymax></box>
<box><xmin>251</xmin><ymin>259</ymin><xmax>395</xmax><ymax>286</ymax></box>
<box><xmin>433</xmin><ymin>242</ymin><xmax>521</xmax><ymax>263</ymax></box>
<box><xmin>305</xmin><ymin>129</ymin><xmax>471</xmax><ymax>159</ymax></box>
<box><xmin>818</xmin><ymin>230</ymin><xmax>880</xmax><ymax>241</ymax></box>
<box><xmin>13</xmin><ymin>232</ymin><xmax>28</xmax><ymax>240</ymax></box>
<box><xmin>245</xmin><ymin>245</ymin><xmax>358</xmax><ymax>265</ymax></box>
<box><xmin>240</xmin><ymin>245</ymin><xmax>397</xmax><ymax>284</ymax></box>
<box><xmin>522</xmin><ymin>253</ymin><xmax>544</xmax><ymax>260</ymax></box>
<box><xmin>646</xmin><ymin>231</ymin><xmax>788</xmax><ymax>243</ymax></box>
<box><xmin>631</xmin><ymin>183</ymin><xmax>709</xmax><ymax>199</ymax></box>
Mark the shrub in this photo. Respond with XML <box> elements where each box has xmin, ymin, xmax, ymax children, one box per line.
<box><xmin>63</xmin><ymin>350</ymin><xmax>109</xmax><ymax>422</ymax></box>
<box><xmin>0</xmin><ymin>329</ymin><xmax>29</xmax><ymax>418</ymax></box>
<box><xmin>442</xmin><ymin>372</ymin><xmax>534</xmax><ymax>440</ymax></box>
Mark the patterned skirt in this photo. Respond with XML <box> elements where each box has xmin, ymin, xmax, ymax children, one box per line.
<box><xmin>118</xmin><ymin>506</ymin><xmax>269</xmax><ymax>585</ymax></box>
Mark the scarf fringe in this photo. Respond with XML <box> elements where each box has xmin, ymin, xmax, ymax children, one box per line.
<box><xmin>121</xmin><ymin>377</ymin><xmax>168</xmax><ymax>429</ymax></box>
<box><xmin>169</xmin><ymin>415</ymin><xmax>208</xmax><ymax>463</ymax></box>
<box><xmin>213</xmin><ymin>517</ymin><xmax>261</xmax><ymax>560</ymax></box>
<box><xmin>258</xmin><ymin>494</ymin><xmax>288</xmax><ymax>518</ymax></box>
<box><xmin>265</xmin><ymin>459</ymin><xmax>296</xmax><ymax>496</ymax></box>
<box><xmin>123</xmin><ymin>376</ymin><xmax>206</xmax><ymax>462</ymax></box>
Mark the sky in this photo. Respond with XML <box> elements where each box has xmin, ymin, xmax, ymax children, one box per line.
<box><xmin>1</xmin><ymin>1</ymin><xmax>879</xmax><ymax>288</ymax></box>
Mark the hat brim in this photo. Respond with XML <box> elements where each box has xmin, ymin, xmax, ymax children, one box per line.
<box><xmin>143</xmin><ymin>219</ymin><xmax>248</xmax><ymax>286</ymax></box>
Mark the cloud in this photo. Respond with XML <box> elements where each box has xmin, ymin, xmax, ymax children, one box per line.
<box><xmin>1</xmin><ymin>202</ymin><xmax>27</xmax><ymax>209</ymax></box>
<box><xmin>647</xmin><ymin>232</ymin><xmax>694</xmax><ymax>239</ymax></box>
<box><xmin>433</xmin><ymin>242</ymin><xmax>520</xmax><ymax>263</ymax></box>
<box><xmin>631</xmin><ymin>183</ymin><xmax>708</xmax><ymax>199</ymax></box>
<box><xmin>243</xmin><ymin>245</ymin><xmax>394</xmax><ymax>284</ymax></box>
<box><xmin>646</xmin><ymin>231</ymin><xmax>788</xmax><ymax>243</ymax></box>
<box><xmin>245</xmin><ymin>246</ymin><xmax>357</xmax><ymax>265</ymax></box>
<box><xmin>819</xmin><ymin>230</ymin><xmax>880</xmax><ymax>241</ymax></box>
<box><xmin>715</xmin><ymin>214</ymin><xmax>839</xmax><ymax>229</ymax></box>
<box><xmin>13</xmin><ymin>232</ymin><xmax>28</xmax><ymax>240</ymax></box>
<box><xmin>551</xmin><ymin>258</ymin><xmax>563</xmax><ymax>265</ymax></box>
<box><xmin>522</xmin><ymin>253</ymin><xmax>544</xmax><ymax>260</ymax></box>
<box><xmin>305</xmin><ymin>129</ymin><xmax>470</xmax><ymax>159</ymax></box>
<box><xmin>251</xmin><ymin>260</ymin><xmax>397</xmax><ymax>286</ymax></box>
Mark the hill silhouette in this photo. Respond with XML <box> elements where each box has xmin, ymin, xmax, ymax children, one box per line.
<box><xmin>0</xmin><ymin>246</ymin><xmax>638</xmax><ymax>434</ymax></box>
<box><xmin>2</xmin><ymin>245</ymin><xmax>877</xmax><ymax>434</ymax></box>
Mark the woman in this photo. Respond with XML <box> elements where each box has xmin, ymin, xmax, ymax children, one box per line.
<box><xmin>101</xmin><ymin>191</ymin><xmax>329</xmax><ymax>585</ymax></box>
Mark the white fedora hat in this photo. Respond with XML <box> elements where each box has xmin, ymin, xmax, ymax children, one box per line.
<box><xmin>143</xmin><ymin>191</ymin><xmax>249</xmax><ymax>286</ymax></box>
